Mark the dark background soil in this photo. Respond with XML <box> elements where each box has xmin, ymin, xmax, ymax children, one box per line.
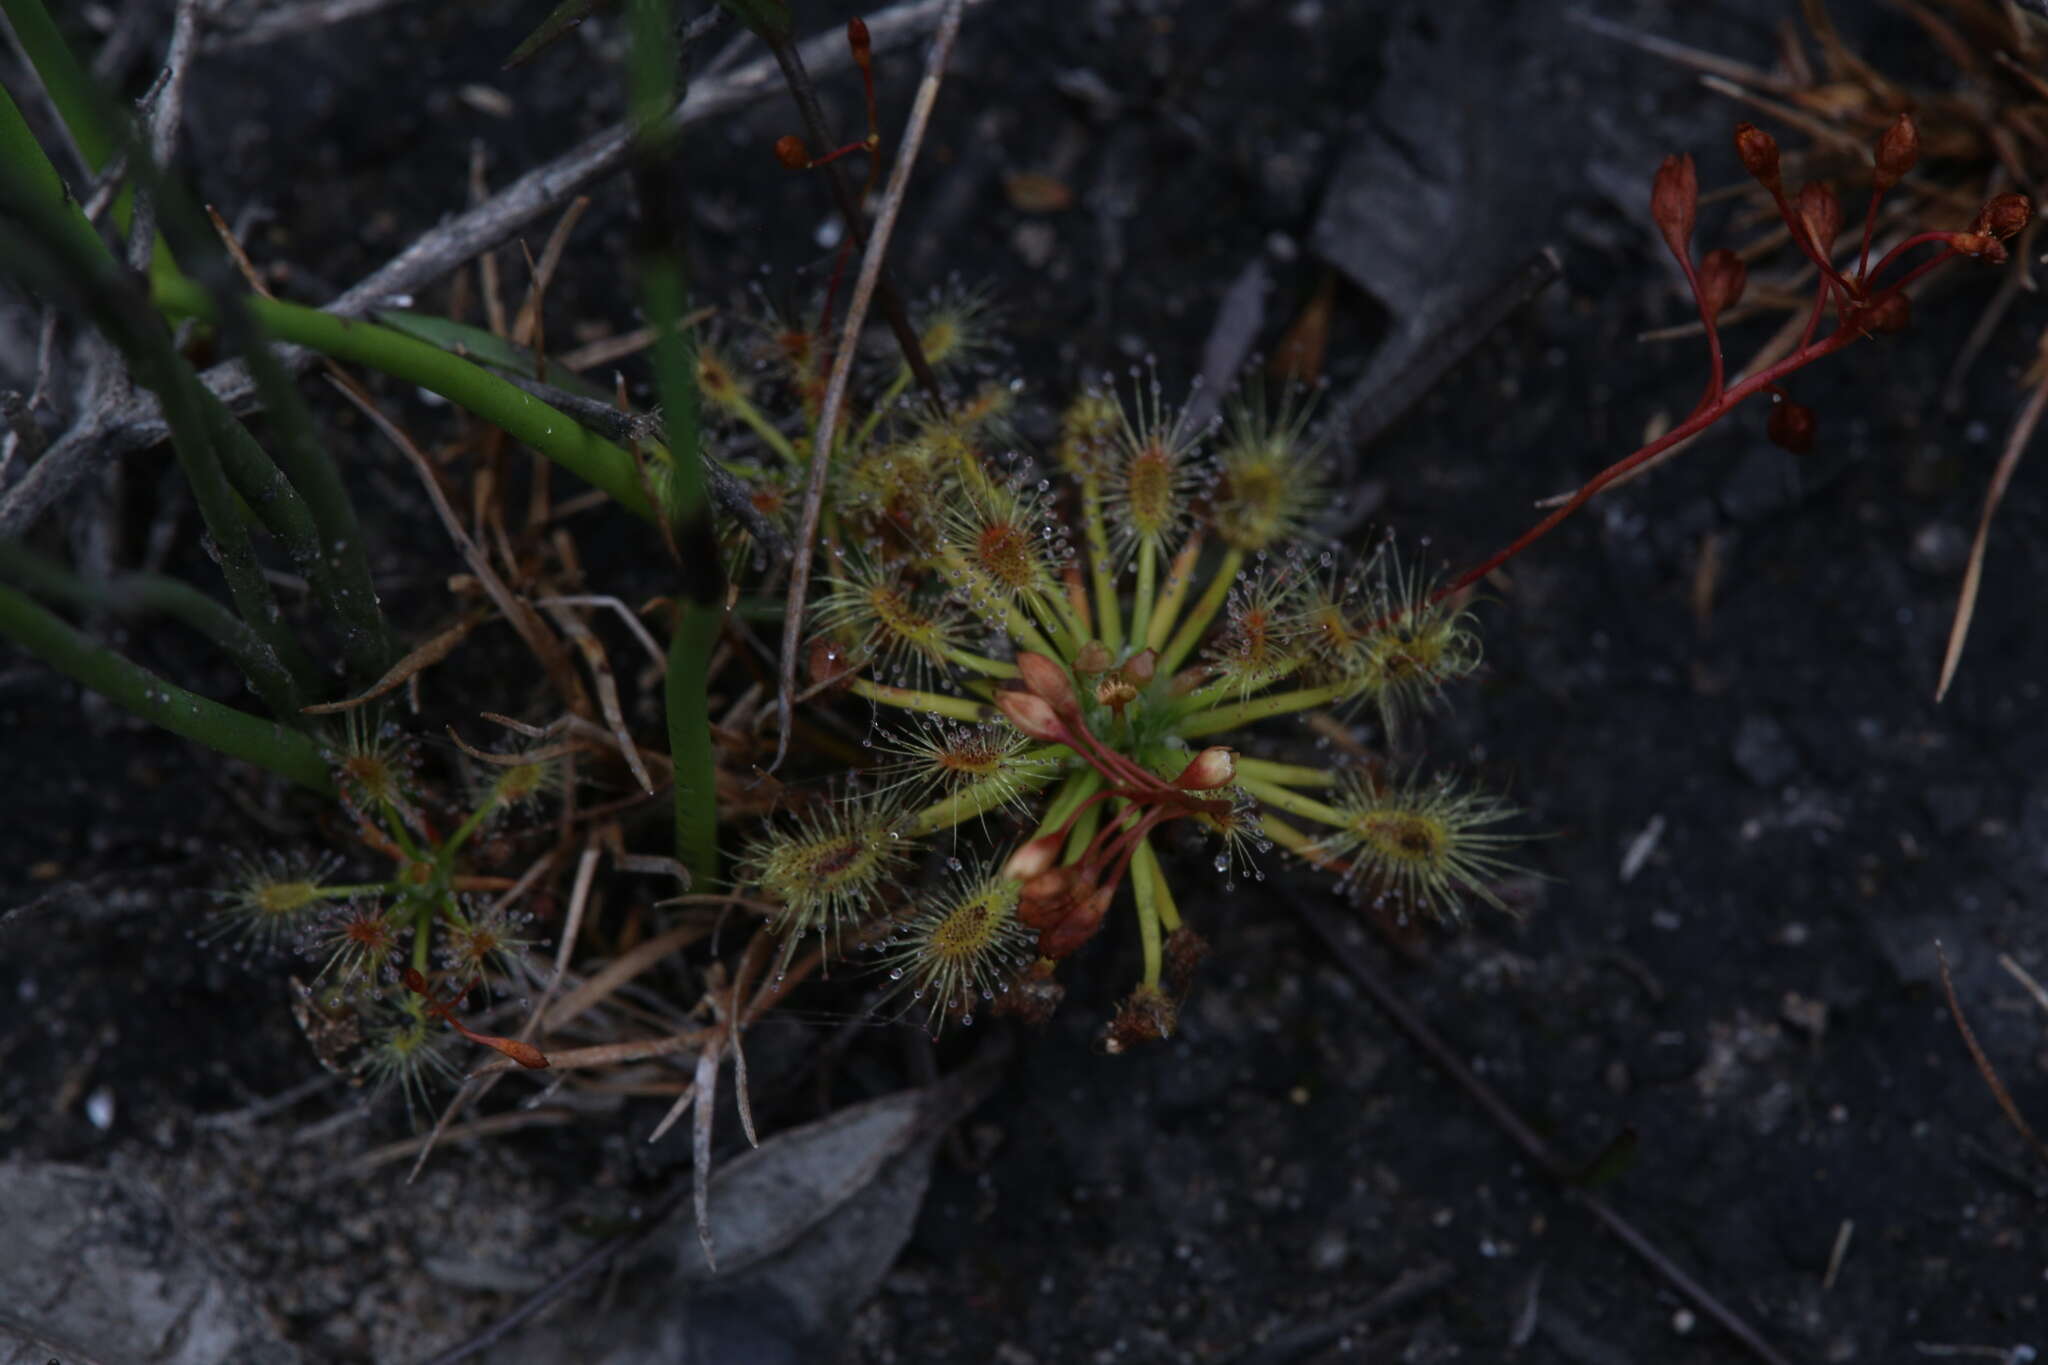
<box><xmin>4</xmin><ymin>1</ymin><xmax>2047</xmax><ymax>1362</ymax></box>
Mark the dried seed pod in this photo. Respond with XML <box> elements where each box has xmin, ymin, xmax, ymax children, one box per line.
<box><xmin>1796</xmin><ymin>181</ymin><xmax>1843</xmax><ymax>257</ymax></box>
<box><xmin>1733</xmin><ymin>122</ymin><xmax>1782</xmax><ymax>193</ymax></box>
<box><xmin>1101</xmin><ymin>985</ymin><xmax>1177</xmax><ymax>1054</ymax></box>
<box><xmin>1768</xmin><ymin>397</ymin><xmax>1817</xmax><ymax>455</ymax></box>
<box><xmin>1872</xmin><ymin>113</ymin><xmax>1919</xmax><ymax>193</ymax></box>
<box><xmin>1650</xmin><ymin>153</ymin><xmax>1699</xmax><ymax>266</ymax></box>
<box><xmin>1975</xmin><ymin>191</ymin><xmax>2032</xmax><ymax>241</ymax></box>
<box><xmin>773</xmin><ymin>134</ymin><xmax>810</xmax><ymax>170</ymax></box>
<box><xmin>1698</xmin><ymin>248</ymin><xmax>1748</xmax><ymax>319</ymax></box>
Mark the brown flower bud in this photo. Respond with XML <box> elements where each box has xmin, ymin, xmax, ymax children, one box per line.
<box><xmin>1004</xmin><ymin>833</ymin><xmax>1066</xmax><ymax>883</ymax></box>
<box><xmin>1872</xmin><ymin>113</ymin><xmax>1918</xmax><ymax>193</ymax></box>
<box><xmin>1073</xmin><ymin>640</ymin><xmax>1114</xmax><ymax>676</ymax></box>
<box><xmin>1733</xmin><ymin>122</ymin><xmax>1782</xmax><ymax>193</ymax></box>
<box><xmin>846</xmin><ymin>16</ymin><xmax>872</xmax><ymax>67</ymax></box>
<box><xmin>1650</xmin><ymin>153</ymin><xmax>1698</xmax><ymax>266</ymax></box>
<box><xmin>1123</xmin><ymin>647</ymin><xmax>1158</xmax><ymax>685</ymax></box>
<box><xmin>1796</xmin><ymin>182</ymin><xmax>1842</xmax><ymax>257</ymax></box>
<box><xmin>1767</xmin><ymin>397</ymin><xmax>1817</xmax><ymax>456</ymax></box>
<box><xmin>1016</xmin><ymin>650</ymin><xmax>1080</xmax><ymax>716</ymax></box>
<box><xmin>995</xmin><ymin>689</ymin><xmax>1064</xmax><ymax>744</ymax></box>
<box><xmin>1975</xmin><ymin>191</ymin><xmax>2032</xmax><ymax>241</ymax></box>
<box><xmin>1697</xmin><ymin>247</ymin><xmax>1748</xmax><ymax>319</ymax></box>
<box><xmin>773</xmin><ymin>134</ymin><xmax>810</xmax><ymax>171</ymax></box>
<box><xmin>1862</xmin><ymin>292</ymin><xmax>1911</xmax><ymax>335</ymax></box>
<box><xmin>1039</xmin><ymin>886</ymin><xmax>1115</xmax><ymax>959</ymax></box>
<box><xmin>1172</xmin><ymin>745</ymin><xmax>1236</xmax><ymax>791</ymax></box>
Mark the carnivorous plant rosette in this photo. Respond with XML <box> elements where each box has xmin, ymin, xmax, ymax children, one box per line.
<box><xmin>738</xmin><ymin>374</ymin><xmax>1527</xmax><ymax>1047</ymax></box>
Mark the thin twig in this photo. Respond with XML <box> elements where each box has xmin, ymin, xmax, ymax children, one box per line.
<box><xmin>765</xmin><ymin>30</ymin><xmax>946</xmax><ymax>409</ymax></box>
<box><xmin>1937</xmin><ymin>361</ymin><xmax>2048</xmax><ymax>701</ymax></box>
<box><xmin>120</xmin><ymin>0</ymin><xmax>205</xmax><ymax>273</ymax></box>
<box><xmin>529</xmin><ymin>833</ymin><xmax>603</xmax><ymax>1044</ymax></box>
<box><xmin>143</xmin><ymin>0</ymin><xmax>206</xmax><ymax>167</ymax></box>
<box><xmin>299</xmin><ymin>613</ymin><xmax>484</xmax><ymax>714</ymax></box>
<box><xmin>325</xmin><ymin>375</ymin><xmax>589</xmax><ymax>713</ymax></box>
<box><xmin>1568</xmin><ymin>9</ymin><xmax>1801</xmax><ymax>93</ymax></box>
<box><xmin>1232</xmin><ymin>1262</ymin><xmax>1455</xmax><ymax>1365</ymax></box>
<box><xmin>536</xmin><ymin>594</ymin><xmax>668</xmax><ymax>675</ymax></box>
<box><xmin>772</xmin><ymin>0</ymin><xmax>966</xmax><ymax>772</ymax></box>
<box><xmin>1937</xmin><ymin>941</ymin><xmax>2048</xmax><ymax>1167</ymax></box>
<box><xmin>541</xmin><ymin>600</ymin><xmax>654</xmax><ymax>793</ymax></box>
<box><xmin>1337</xmin><ymin>248</ymin><xmax>1561</xmax><ymax>478</ymax></box>
<box><xmin>205</xmin><ymin>0</ymin><xmax>417</xmax><ymax>49</ymax></box>
<box><xmin>511</xmin><ymin>196</ymin><xmax>589</xmax><ymax>350</ymax></box>
<box><xmin>404</xmin><ymin>830</ymin><xmax>600</xmax><ymax>1185</ymax></box>
<box><xmin>542</xmin><ymin>921</ymin><xmax>711</xmax><ymax>1032</ymax></box>
<box><xmin>191</xmin><ymin>1071</ymin><xmax>343</xmax><ymax>1129</ymax></box>
<box><xmin>1696</xmin><ymin>74</ymin><xmax>1872</xmax><ymax>160</ymax></box>
<box><xmin>1298</xmin><ymin>901</ymin><xmax>1798</xmax><ymax>1365</ymax></box>
<box><xmin>469</xmin><ymin>1030</ymin><xmax>703</xmax><ymax>1077</ymax></box>
<box><xmin>338</xmin><ymin>1107</ymin><xmax>575</xmax><ymax>1177</ymax></box>
<box><xmin>1997</xmin><ymin>953</ymin><xmax>2048</xmax><ymax>1019</ymax></box>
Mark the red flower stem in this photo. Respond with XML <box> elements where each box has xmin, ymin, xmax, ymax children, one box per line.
<box><xmin>1096</xmin><ymin>807</ymin><xmax>1173</xmax><ymax>896</ymax></box>
<box><xmin>1867</xmin><ymin>231</ymin><xmax>1957</xmax><ymax>285</ymax></box>
<box><xmin>1857</xmin><ymin>187</ymin><xmax>1881</xmax><ymax>283</ymax></box>
<box><xmin>1054</xmin><ymin>711</ymin><xmax>1169</xmax><ymax>795</ymax></box>
<box><xmin>1083</xmin><ymin>803</ymin><xmax>1143</xmax><ymax>869</ymax></box>
<box><xmin>1882</xmin><ymin>246</ymin><xmax>1961</xmax><ymax>297</ymax></box>
<box><xmin>1671</xmin><ymin>250</ymin><xmax>1727</xmax><ymax>408</ymax></box>
<box><xmin>1433</xmin><ymin>323</ymin><xmax>1866</xmax><ymax>603</ymax></box>
<box><xmin>1798</xmin><ymin>279</ymin><xmax>1830</xmax><ymax>350</ymax></box>
<box><xmin>1043</xmin><ymin>787</ymin><xmax>1120</xmax><ymax>855</ymax></box>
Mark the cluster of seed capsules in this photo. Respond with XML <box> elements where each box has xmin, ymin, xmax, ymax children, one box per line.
<box><xmin>712</xmin><ymin>306</ymin><xmax>1528</xmax><ymax>1049</ymax></box>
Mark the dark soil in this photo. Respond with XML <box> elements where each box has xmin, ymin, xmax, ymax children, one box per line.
<box><xmin>4</xmin><ymin>1</ymin><xmax>2046</xmax><ymax>1363</ymax></box>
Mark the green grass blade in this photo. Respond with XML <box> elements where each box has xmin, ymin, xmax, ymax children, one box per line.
<box><xmin>631</xmin><ymin>0</ymin><xmax>725</xmax><ymax>886</ymax></box>
<box><xmin>155</xmin><ymin>277</ymin><xmax>656</xmax><ymax>521</ymax></box>
<box><xmin>0</xmin><ymin>539</ymin><xmax>279</xmax><ymax>687</ymax></box>
<box><xmin>0</xmin><ymin>582</ymin><xmax>333</xmax><ymax>792</ymax></box>
<box><xmin>0</xmin><ymin>183</ymin><xmax>313</xmax><ymax>717</ymax></box>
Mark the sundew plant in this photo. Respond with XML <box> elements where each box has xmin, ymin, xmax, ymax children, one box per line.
<box><xmin>206</xmin><ymin>710</ymin><xmax>555</xmax><ymax>1117</ymax></box>
<box><xmin>723</xmin><ymin>326</ymin><xmax>1525</xmax><ymax>1049</ymax></box>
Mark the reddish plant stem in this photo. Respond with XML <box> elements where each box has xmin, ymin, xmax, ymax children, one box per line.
<box><xmin>1857</xmin><ymin>187</ymin><xmax>1881</xmax><ymax>282</ymax></box>
<box><xmin>1867</xmin><ymin>230</ymin><xmax>1956</xmax><ymax>284</ymax></box>
<box><xmin>1434</xmin><ymin>245</ymin><xmax>1959</xmax><ymax>604</ymax></box>
<box><xmin>1674</xmin><ymin>251</ymin><xmax>1725</xmax><ymax>409</ymax></box>
<box><xmin>1435</xmin><ymin>325</ymin><xmax>1856</xmax><ymax>602</ymax></box>
<box><xmin>1797</xmin><ymin>279</ymin><xmax>1830</xmax><ymax>350</ymax></box>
